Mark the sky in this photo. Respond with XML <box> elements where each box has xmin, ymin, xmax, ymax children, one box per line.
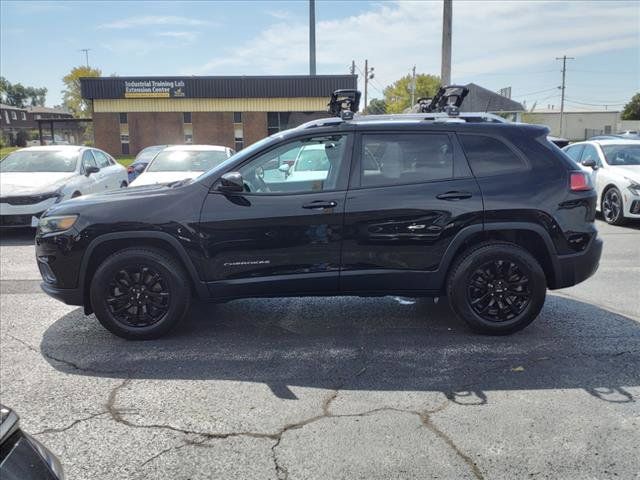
<box><xmin>1</xmin><ymin>0</ymin><xmax>638</xmax><ymax>111</ymax></box>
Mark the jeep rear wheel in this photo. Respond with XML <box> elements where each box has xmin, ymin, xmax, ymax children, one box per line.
<box><xmin>90</xmin><ymin>248</ymin><xmax>191</xmax><ymax>340</ymax></box>
<box><xmin>447</xmin><ymin>242</ymin><xmax>546</xmax><ymax>335</ymax></box>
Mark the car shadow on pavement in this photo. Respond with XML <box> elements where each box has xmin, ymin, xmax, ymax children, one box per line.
<box><xmin>0</xmin><ymin>228</ymin><xmax>35</xmax><ymax>246</ymax></box>
<box><xmin>40</xmin><ymin>294</ymin><xmax>639</xmax><ymax>402</ymax></box>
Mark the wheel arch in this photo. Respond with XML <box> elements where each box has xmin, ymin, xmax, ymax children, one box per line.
<box><xmin>79</xmin><ymin>231</ymin><xmax>208</xmax><ymax>314</ymax></box>
<box><xmin>439</xmin><ymin>223</ymin><xmax>560</xmax><ymax>289</ymax></box>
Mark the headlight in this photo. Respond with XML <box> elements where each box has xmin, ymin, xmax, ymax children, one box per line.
<box><xmin>38</xmin><ymin>215</ymin><xmax>78</xmax><ymax>234</ymax></box>
<box><xmin>626</xmin><ymin>178</ymin><xmax>640</xmax><ymax>195</ymax></box>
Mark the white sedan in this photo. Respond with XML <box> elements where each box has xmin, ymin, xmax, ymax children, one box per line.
<box><xmin>563</xmin><ymin>139</ymin><xmax>640</xmax><ymax>225</ymax></box>
<box><xmin>0</xmin><ymin>145</ymin><xmax>128</xmax><ymax>228</ymax></box>
<box><xmin>130</xmin><ymin>145</ymin><xmax>233</xmax><ymax>187</ymax></box>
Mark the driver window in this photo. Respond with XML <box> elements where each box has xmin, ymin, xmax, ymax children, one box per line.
<box><xmin>237</xmin><ymin>135</ymin><xmax>348</xmax><ymax>194</ymax></box>
<box><xmin>580</xmin><ymin>145</ymin><xmax>601</xmax><ymax>166</ymax></box>
<box><xmin>82</xmin><ymin>150</ymin><xmax>97</xmax><ymax>171</ymax></box>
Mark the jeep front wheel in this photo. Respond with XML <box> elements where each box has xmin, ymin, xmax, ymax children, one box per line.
<box><xmin>447</xmin><ymin>242</ymin><xmax>546</xmax><ymax>335</ymax></box>
<box><xmin>90</xmin><ymin>247</ymin><xmax>192</xmax><ymax>340</ymax></box>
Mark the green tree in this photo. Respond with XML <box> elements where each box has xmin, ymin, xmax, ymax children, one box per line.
<box><xmin>62</xmin><ymin>66</ymin><xmax>102</xmax><ymax>118</ymax></box>
<box><xmin>367</xmin><ymin>98</ymin><xmax>387</xmax><ymax>114</ymax></box>
<box><xmin>383</xmin><ymin>73</ymin><xmax>441</xmax><ymax>114</ymax></box>
<box><xmin>0</xmin><ymin>77</ymin><xmax>47</xmax><ymax>107</ymax></box>
<box><xmin>621</xmin><ymin>93</ymin><xmax>640</xmax><ymax>120</ymax></box>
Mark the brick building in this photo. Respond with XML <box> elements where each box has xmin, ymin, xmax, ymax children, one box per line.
<box><xmin>80</xmin><ymin>75</ymin><xmax>357</xmax><ymax>156</ymax></box>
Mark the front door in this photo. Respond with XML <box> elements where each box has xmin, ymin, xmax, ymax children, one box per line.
<box><xmin>198</xmin><ymin>133</ymin><xmax>352</xmax><ymax>299</ymax></box>
<box><xmin>341</xmin><ymin>130</ymin><xmax>483</xmax><ymax>293</ymax></box>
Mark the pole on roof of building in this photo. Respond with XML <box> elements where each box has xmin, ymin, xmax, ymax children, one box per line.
<box><xmin>309</xmin><ymin>0</ymin><xmax>316</xmax><ymax>75</ymax></box>
<box><xmin>440</xmin><ymin>0</ymin><xmax>452</xmax><ymax>86</ymax></box>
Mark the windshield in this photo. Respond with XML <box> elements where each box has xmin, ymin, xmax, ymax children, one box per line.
<box><xmin>602</xmin><ymin>145</ymin><xmax>640</xmax><ymax>166</ymax></box>
<box><xmin>0</xmin><ymin>150</ymin><xmax>78</xmax><ymax>173</ymax></box>
<box><xmin>293</xmin><ymin>147</ymin><xmax>330</xmax><ymax>172</ymax></box>
<box><xmin>135</xmin><ymin>146</ymin><xmax>165</xmax><ymax>163</ymax></box>
<box><xmin>147</xmin><ymin>150</ymin><xmax>229</xmax><ymax>172</ymax></box>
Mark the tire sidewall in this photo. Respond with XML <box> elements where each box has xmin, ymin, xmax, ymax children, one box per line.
<box><xmin>90</xmin><ymin>249</ymin><xmax>190</xmax><ymax>340</ymax></box>
<box><xmin>602</xmin><ymin>187</ymin><xmax>625</xmax><ymax>225</ymax></box>
<box><xmin>449</xmin><ymin>244</ymin><xmax>546</xmax><ymax>334</ymax></box>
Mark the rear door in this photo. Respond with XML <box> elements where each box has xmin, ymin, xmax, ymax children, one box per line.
<box><xmin>198</xmin><ymin>133</ymin><xmax>352</xmax><ymax>298</ymax></box>
<box><xmin>341</xmin><ymin>130</ymin><xmax>483</xmax><ymax>293</ymax></box>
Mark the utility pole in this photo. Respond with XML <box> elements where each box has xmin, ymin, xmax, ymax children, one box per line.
<box><xmin>556</xmin><ymin>55</ymin><xmax>574</xmax><ymax>137</ymax></box>
<box><xmin>440</xmin><ymin>0</ymin><xmax>452</xmax><ymax>86</ymax></box>
<box><xmin>363</xmin><ymin>60</ymin><xmax>374</xmax><ymax>114</ymax></box>
<box><xmin>410</xmin><ymin>65</ymin><xmax>416</xmax><ymax>106</ymax></box>
<box><xmin>350</xmin><ymin>60</ymin><xmax>356</xmax><ymax>75</ymax></box>
<box><xmin>80</xmin><ymin>48</ymin><xmax>91</xmax><ymax>67</ymax></box>
<box><xmin>309</xmin><ymin>0</ymin><xmax>316</xmax><ymax>75</ymax></box>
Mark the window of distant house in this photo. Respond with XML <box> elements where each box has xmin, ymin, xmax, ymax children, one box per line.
<box><xmin>267</xmin><ymin>112</ymin><xmax>290</xmax><ymax>136</ymax></box>
<box><xmin>36</xmin><ymin>114</ymin><xmax>42</xmax><ymax>120</ymax></box>
<box><xmin>119</xmin><ymin>113</ymin><xmax>128</xmax><ymax>124</ymax></box>
<box><xmin>10</xmin><ymin>111</ymin><xmax>17</xmax><ymax>120</ymax></box>
<box><xmin>233</xmin><ymin>112</ymin><xmax>244</xmax><ymax>151</ymax></box>
<box><xmin>21</xmin><ymin>112</ymin><xmax>26</xmax><ymax>121</ymax></box>
<box><xmin>4</xmin><ymin>111</ymin><xmax>10</xmax><ymax>123</ymax></box>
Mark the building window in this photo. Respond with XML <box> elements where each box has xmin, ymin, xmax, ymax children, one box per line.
<box><xmin>10</xmin><ymin>111</ymin><xmax>17</xmax><ymax>120</ymax></box>
<box><xmin>183</xmin><ymin>124</ymin><xmax>193</xmax><ymax>144</ymax></box>
<box><xmin>119</xmin><ymin>112</ymin><xmax>128</xmax><ymax>124</ymax></box>
<box><xmin>183</xmin><ymin>112</ymin><xmax>192</xmax><ymax>124</ymax></box>
<box><xmin>36</xmin><ymin>114</ymin><xmax>42</xmax><ymax>120</ymax></box>
<box><xmin>267</xmin><ymin>112</ymin><xmax>290</xmax><ymax>136</ymax></box>
<box><xmin>21</xmin><ymin>112</ymin><xmax>26</xmax><ymax>121</ymax></box>
<box><xmin>233</xmin><ymin>112</ymin><xmax>244</xmax><ymax>151</ymax></box>
<box><xmin>4</xmin><ymin>111</ymin><xmax>10</xmax><ymax>123</ymax></box>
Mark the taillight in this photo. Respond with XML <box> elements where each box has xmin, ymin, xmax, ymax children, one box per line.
<box><xmin>570</xmin><ymin>171</ymin><xmax>591</xmax><ymax>191</ymax></box>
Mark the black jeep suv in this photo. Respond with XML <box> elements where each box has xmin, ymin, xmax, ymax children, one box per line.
<box><xmin>35</xmin><ymin>93</ymin><xmax>602</xmax><ymax>340</ymax></box>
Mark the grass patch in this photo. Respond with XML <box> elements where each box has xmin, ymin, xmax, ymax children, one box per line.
<box><xmin>115</xmin><ymin>155</ymin><xmax>135</xmax><ymax>167</ymax></box>
<box><xmin>0</xmin><ymin>146</ymin><xmax>20</xmax><ymax>158</ymax></box>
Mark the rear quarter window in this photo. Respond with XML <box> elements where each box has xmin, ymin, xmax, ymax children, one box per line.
<box><xmin>459</xmin><ymin>134</ymin><xmax>528</xmax><ymax>177</ymax></box>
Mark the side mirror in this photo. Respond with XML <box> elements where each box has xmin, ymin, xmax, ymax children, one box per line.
<box><xmin>582</xmin><ymin>158</ymin><xmax>598</xmax><ymax>169</ymax></box>
<box><xmin>217</xmin><ymin>172</ymin><xmax>244</xmax><ymax>193</ymax></box>
<box><xmin>278</xmin><ymin>164</ymin><xmax>290</xmax><ymax>173</ymax></box>
<box><xmin>85</xmin><ymin>165</ymin><xmax>100</xmax><ymax>176</ymax></box>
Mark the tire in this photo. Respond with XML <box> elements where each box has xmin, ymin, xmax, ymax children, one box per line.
<box><xmin>71</xmin><ymin>191</ymin><xmax>82</xmax><ymax>198</ymax></box>
<box><xmin>120</xmin><ymin>181</ymin><xmax>128</xmax><ymax>188</ymax></box>
<box><xmin>601</xmin><ymin>186</ymin><xmax>626</xmax><ymax>225</ymax></box>
<box><xmin>447</xmin><ymin>242</ymin><xmax>546</xmax><ymax>335</ymax></box>
<box><xmin>90</xmin><ymin>247</ymin><xmax>192</xmax><ymax>340</ymax></box>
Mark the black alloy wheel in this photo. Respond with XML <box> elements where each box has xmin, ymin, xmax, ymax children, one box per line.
<box><xmin>447</xmin><ymin>242</ymin><xmax>546</xmax><ymax>335</ymax></box>
<box><xmin>467</xmin><ymin>259</ymin><xmax>531</xmax><ymax>322</ymax></box>
<box><xmin>106</xmin><ymin>265</ymin><xmax>170</xmax><ymax>327</ymax></box>
<box><xmin>90</xmin><ymin>248</ymin><xmax>191</xmax><ymax>340</ymax></box>
<box><xmin>602</xmin><ymin>187</ymin><xmax>624</xmax><ymax>225</ymax></box>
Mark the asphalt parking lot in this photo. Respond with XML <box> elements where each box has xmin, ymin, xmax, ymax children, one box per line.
<box><xmin>1</xmin><ymin>219</ymin><xmax>639</xmax><ymax>480</ymax></box>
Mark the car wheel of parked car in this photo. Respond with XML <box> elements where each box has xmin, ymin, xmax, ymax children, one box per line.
<box><xmin>71</xmin><ymin>191</ymin><xmax>81</xmax><ymax>198</ymax></box>
<box><xmin>602</xmin><ymin>186</ymin><xmax>625</xmax><ymax>225</ymax></box>
<box><xmin>120</xmin><ymin>181</ymin><xmax>128</xmax><ymax>188</ymax></box>
<box><xmin>447</xmin><ymin>242</ymin><xmax>546</xmax><ymax>335</ymax></box>
<box><xmin>90</xmin><ymin>248</ymin><xmax>192</xmax><ymax>340</ymax></box>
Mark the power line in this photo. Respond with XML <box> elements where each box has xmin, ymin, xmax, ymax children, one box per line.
<box><xmin>565</xmin><ymin>98</ymin><xmax>626</xmax><ymax>106</ymax></box>
<box><xmin>514</xmin><ymin>87</ymin><xmax>559</xmax><ymax>98</ymax></box>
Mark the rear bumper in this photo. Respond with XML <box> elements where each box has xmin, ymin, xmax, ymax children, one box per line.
<box><xmin>550</xmin><ymin>236</ymin><xmax>603</xmax><ymax>289</ymax></box>
<box><xmin>40</xmin><ymin>282</ymin><xmax>83</xmax><ymax>306</ymax></box>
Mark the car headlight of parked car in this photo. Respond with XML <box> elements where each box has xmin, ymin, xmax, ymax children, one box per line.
<box><xmin>38</xmin><ymin>215</ymin><xmax>78</xmax><ymax>235</ymax></box>
<box><xmin>626</xmin><ymin>178</ymin><xmax>640</xmax><ymax>195</ymax></box>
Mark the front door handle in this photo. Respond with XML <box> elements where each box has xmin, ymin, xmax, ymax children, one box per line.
<box><xmin>302</xmin><ymin>200</ymin><xmax>337</xmax><ymax>210</ymax></box>
<box><xmin>436</xmin><ymin>191</ymin><xmax>473</xmax><ymax>201</ymax></box>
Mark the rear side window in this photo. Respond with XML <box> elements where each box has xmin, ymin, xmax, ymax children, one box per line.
<box><xmin>92</xmin><ymin>150</ymin><xmax>112</xmax><ymax>168</ymax></box>
<box><xmin>459</xmin><ymin>134</ymin><xmax>528</xmax><ymax>177</ymax></box>
<box><xmin>563</xmin><ymin>144</ymin><xmax>584</xmax><ymax>162</ymax></box>
<box><xmin>360</xmin><ymin>133</ymin><xmax>453</xmax><ymax>188</ymax></box>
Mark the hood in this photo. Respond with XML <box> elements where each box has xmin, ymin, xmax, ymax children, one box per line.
<box><xmin>130</xmin><ymin>171</ymin><xmax>203</xmax><ymax>187</ymax></box>
<box><xmin>609</xmin><ymin>165</ymin><xmax>640</xmax><ymax>182</ymax></box>
<box><xmin>0</xmin><ymin>172</ymin><xmax>76</xmax><ymax>196</ymax></box>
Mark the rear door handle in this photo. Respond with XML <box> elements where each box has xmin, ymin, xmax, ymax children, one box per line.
<box><xmin>436</xmin><ymin>191</ymin><xmax>473</xmax><ymax>200</ymax></box>
<box><xmin>302</xmin><ymin>200</ymin><xmax>337</xmax><ymax>210</ymax></box>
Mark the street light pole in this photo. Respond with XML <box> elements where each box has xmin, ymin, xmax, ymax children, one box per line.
<box><xmin>309</xmin><ymin>0</ymin><xmax>316</xmax><ymax>75</ymax></box>
<box><xmin>556</xmin><ymin>55</ymin><xmax>575</xmax><ymax>138</ymax></box>
<box><xmin>440</xmin><ymin>0</ymin><xmax>452</xmax><ymax>86</ymax></box>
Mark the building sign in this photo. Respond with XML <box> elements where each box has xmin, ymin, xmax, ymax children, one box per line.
<box><xmin>124</xmin><ymin>80</ymin><xmax>186</xmax><ymax>98</ymax></box>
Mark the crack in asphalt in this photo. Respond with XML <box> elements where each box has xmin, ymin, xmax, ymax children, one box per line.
<box><xmin>32</xmin><ymin>412</ymin><xmax>110</xmax><ymax>436</ymax></box>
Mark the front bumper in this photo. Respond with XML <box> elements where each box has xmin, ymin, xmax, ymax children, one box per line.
<box><xmin>551</xmin><ymin>236</ymin><xmax>603</xmax><ymax>289</ymax></box>
<box><xmin>0</xmin><ymin>213</ymin><xmax>44</xmax><ymax>228</ymax></box>
<box><xmin>40</xmin><ymin>282</ymin><xmax>83</xmax><ymax>306</ymax></box>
